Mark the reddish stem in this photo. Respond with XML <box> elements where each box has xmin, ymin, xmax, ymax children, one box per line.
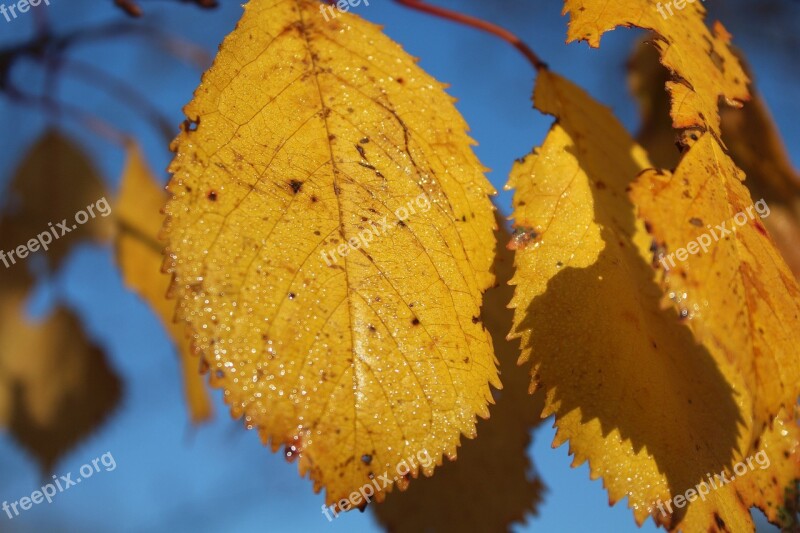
<box><xmin>394</xmin><ymin>0</ymin><xmax>547</xmax><ymax>71</ymax></box>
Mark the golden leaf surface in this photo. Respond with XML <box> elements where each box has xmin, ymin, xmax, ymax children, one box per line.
<box><xmin>163</xmin><ymin>0</ymin><xmax>498</xmax><ymax>505</ymax></box>
<box><xmin>0</xmin><ymin>290</ymin><xmax>122</xmax><ymax>473</ymax></box>
<box><xmin>115</xmin><ymin>143</ymin><xmax>212</xmax><ymax>424</ymax></box>
<box><xmin>563</xmin><ymin>0</ymin><xmax>749</xmax><ymax>136</ymax></box>
<box><xmin>507</xmin><ymin>70</ymin><xmax>799</xmax><ymax>530</ymax></box>
<box><xmin>630</xmin><ymin>133</ymin><xmax>800</xmax><ymax>441</ymax></box>
<box><xmin>375</xmin><ymin>221</ymin><xmax>545</xmax><ymax>532</ymax></box>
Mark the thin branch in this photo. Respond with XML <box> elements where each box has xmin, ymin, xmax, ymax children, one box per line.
<box><xmin>393</xmin><ymin>0</ymin><xmax>548</xmax><ymax>71</ymax></box>
<box><xmin>60</xmin><ymin>58</ymin><xmax>176</xmax><ymax>143</ymax></box>
<box><xmin>6</xmin><ymin>84</ymin><xmax>130</xmax><ymax>147</ymax></box>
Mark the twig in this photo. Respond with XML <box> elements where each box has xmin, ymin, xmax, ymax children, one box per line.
<box><xmin>393</xmin><ymin>0</ymin><xmax>547</xmax><ymax>71</ymax></box>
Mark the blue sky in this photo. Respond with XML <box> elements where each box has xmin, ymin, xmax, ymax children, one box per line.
<box><xmin>0</xmin><ymin>0</ymin><xmax>796</xmax><ymax>531</ymax></box>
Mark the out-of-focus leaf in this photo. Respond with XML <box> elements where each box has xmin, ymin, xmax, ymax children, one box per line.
<box><xmin>115</xmin><ymin>143</ymin><xmax>213</xmax><ymax>424</ymax></box>
<box><xmin>115</xmin><ymin>143</ymin><xmax>212</xmax><ymax>423</ymax></box>
<box><xmin>375</xmin><ymin>220</ymin><xmax>545</xmax><ymax>532</ymax></box>
<box><xmin>0</xmin><ymin>130</ymin><xmax>112</xmax><ymax>276</ymax></box>
<box><xmin>0</xmin><ymin>290</ymin><xmax>122</xmax><ymax>473</ymax></box>
<box><xmin>507</xmin><ymin>70</ymin><xmax>799</xmax><ymax>530</ymax></box>
<box><xmin>163</xmin><ymin>0</ymin><xmax>499</xmax><ymax>506</ymax></box>
<box><xmin>627</xmin><ymin>41</ymin><xmax>681</xmax><ymax>170</ymax></box>
<box><xmin>564</xmin><ymin>0</ymin><xmax>749</xmax><ymax>136</ymax></box>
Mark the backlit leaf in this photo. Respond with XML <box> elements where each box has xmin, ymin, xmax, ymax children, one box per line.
<box><xmin>115</xmin><ymin>143</ymin><xmax>213</xmax><ymax>424</ymax></box>
<box><xmin>630</xmin><ymin>133</ymin><xmax>800</xmax><ymax>442</ymax></box>
<box><xmin>507</xmin><ymin>70</ymin><xmax>798</xmax><ymax>530</ymax></box>
<box><xmin>163</xmin><ymin>0</ymin><xmax>498</xmax><ymax>506</ymax></box>
<box><xmin>629</xmin><ymin>40</ymin><xmax>800</xmax><ymax>279</ymax></box>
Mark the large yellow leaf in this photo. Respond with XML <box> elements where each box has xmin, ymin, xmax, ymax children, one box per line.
<box><xmin>0</xmin><ymin>130</ymin><xmax>112</xmax><ymax>278</ymax></box>
<box><xmin>375</xmin><ymin>220</ymin><xmax>545</xmax><ymax>532</ymax></box>
<box><xmin>564</xmin><ymin>0</ymin><xmax>749</xmax><ymax>136</ymax></box>
<box><xmin>115</xmin><ymin>143</ymin><xmax>213</xmax><ymax>424</ymax></box>
<box><xmin>0</xmin><ymin>290</ymin><xmax>122</xmax><ymax>473</ymax></box>
<box><xmin>163</xmin><ymin>0</ymin><xmax>498</xmax><ymax>506</ymax></box>
<box><xmin>630</xmin><ymin>133</ymin><xmax>800</xmax><ymax>442</ymax></box>
<box><xmin>507</xmin><ymin>70</ymin><xmax>799</xmax><ymax>530</ymax></box>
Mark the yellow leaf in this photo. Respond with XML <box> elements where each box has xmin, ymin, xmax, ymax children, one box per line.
<box><xmin>163</xmin><ymin>0</ymin><xmax>498</xmax><ymax>506</ymax></box>
<box><xmin>719</xmin><ymin>83</ymin><xmax>800</xmax><ymax>281</ymax></box>
<box><xmin>375</xmin><ymin>220</ymin><xmax>545</xmax><ymax>532</ymax></box>
<box><xmin>506</xmin><ymin>70</ymin><xmax>800</xmax><ymax>531</ymax></box>
<box><xmin>0</xmin><ymin>130</ymin><xmax>112</xmax><ymax>278</ymax></box>
<box><xmin>629</xmin><ymin>39</ymin><xmax>800</xmax><ymax>280</ymax></box>
<box><xmin>630</xmin><ymin>133</ymin><xmax>800</xmax><ymax>441</ymax></box>
<box><xmin>0</xmin><ymin>290</ymin><xmax>122</xmax><ymax>473</ymax></box>
<box><xmin>674</xmin><ymin>407</ymin><xmax>800</xmax><ymax>532</ymax></box>
<box><xmin>115</xmin><ymin>143</ymin><xmax>213</xmax><ymax>424</ymax></box>
<box><xmin>564</xmin><ymin>0</ymin><xmax>749</xmax><ymax>136</ymax></box>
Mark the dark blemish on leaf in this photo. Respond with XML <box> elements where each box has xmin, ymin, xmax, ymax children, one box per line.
<box><xmin>311</xmin><ymin>195</ymin><xmax>318</xmax><ymax>203</ymax></box>
<box><xmin>689</xmin><ymin>217</ymin><xmax>703</xmax><ymax>227</ymax></box>
<box><xmin>361</xmin><ymin>454</ymin><xmax>372</xmax><ymax>465</ymax></box>
<box><xmin>463</xmin><ymin>357</ymin><xmax>469</xmax><ymax>363</ymax></box>
<box><xmin>360</xmin><ymin>137</ymin><xmax>369</xmax><ymax>144</ymax></box>
<box><xmin>368</xmin><ymin>325</ymin><xmax>376</xmax><ymax>333</ymax></box>
<box><xmin>556</xmin><ymin>261</ymin><xmax>563</xmax><ymax>268</ymax></box>
<box><xmin>411</xmin><ymin>318</ymin><xmax>420</xmax><ymax>326</ymax></box>
<box><xmin>461</xmin><ymin>215</ymin><xmax>467</xmax><ymax>222</ymax></box>
<box><xmin>397</xmin><ymin>220</ymin><xmax>406</xmax><ymax>227</ymax></box>
<box><xmin>755</xmin><ymin>222</ymin><xmax>768</xmax><ymax>237</ymax></box>
<box><xmin>288</xmin><ymin>292</ymin><xmax>296</xmax><ymax>300</ymax></box>
<box><xmin>594</xmin><ymin>180</ymin><xmax>607</xmax><ymax>190</ymax></box>
<box><xmin>183</xmin><ymin>117</ymin><xmax>199</xmax><ymax>132</ymax></box>
<box><xmin>215</xmin><ymin>370</ymin><xmax>225</xmax><ymax>379</ymax></box>
<box><xmin>472</xmin><ymin>316</ymin><xmax>480</xmax><ymax>324</ymax></box>
<box><xmin>207</xmin><ymin>190</ymin><xmax>218</xmax><ymax>202</ymax></box>
<box><xmin>328</xmin><ymin>134</ymin><xmax>337</xmax><ymax>142</ymax></box>
<box><xmin>356</xmin><ymin>144</ymin><xmax>367</xmax><ymax>159</ymax></box>
<box><xmin>714</xmin><ymin>513</ymin><xmax>725</xmax><ymax>529</ymax></box>
<box><xmin>507</xmin><ymin>226</ymin><xmax>539</xmax><ymax>251</ymax></box>
<box><xmin>333</xmin><ymin>184</ymin><xmax>341</xmax><ymax>196</ymax></box>
<box><xmin>396</xmin><ymin>78</ymin><xmax>404</xmax><ymax>84</ymax></box>
<box><xmin>290</xmin><ymin>180</ymin><xmax>303</xmax><ymax>194</ymax></box>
